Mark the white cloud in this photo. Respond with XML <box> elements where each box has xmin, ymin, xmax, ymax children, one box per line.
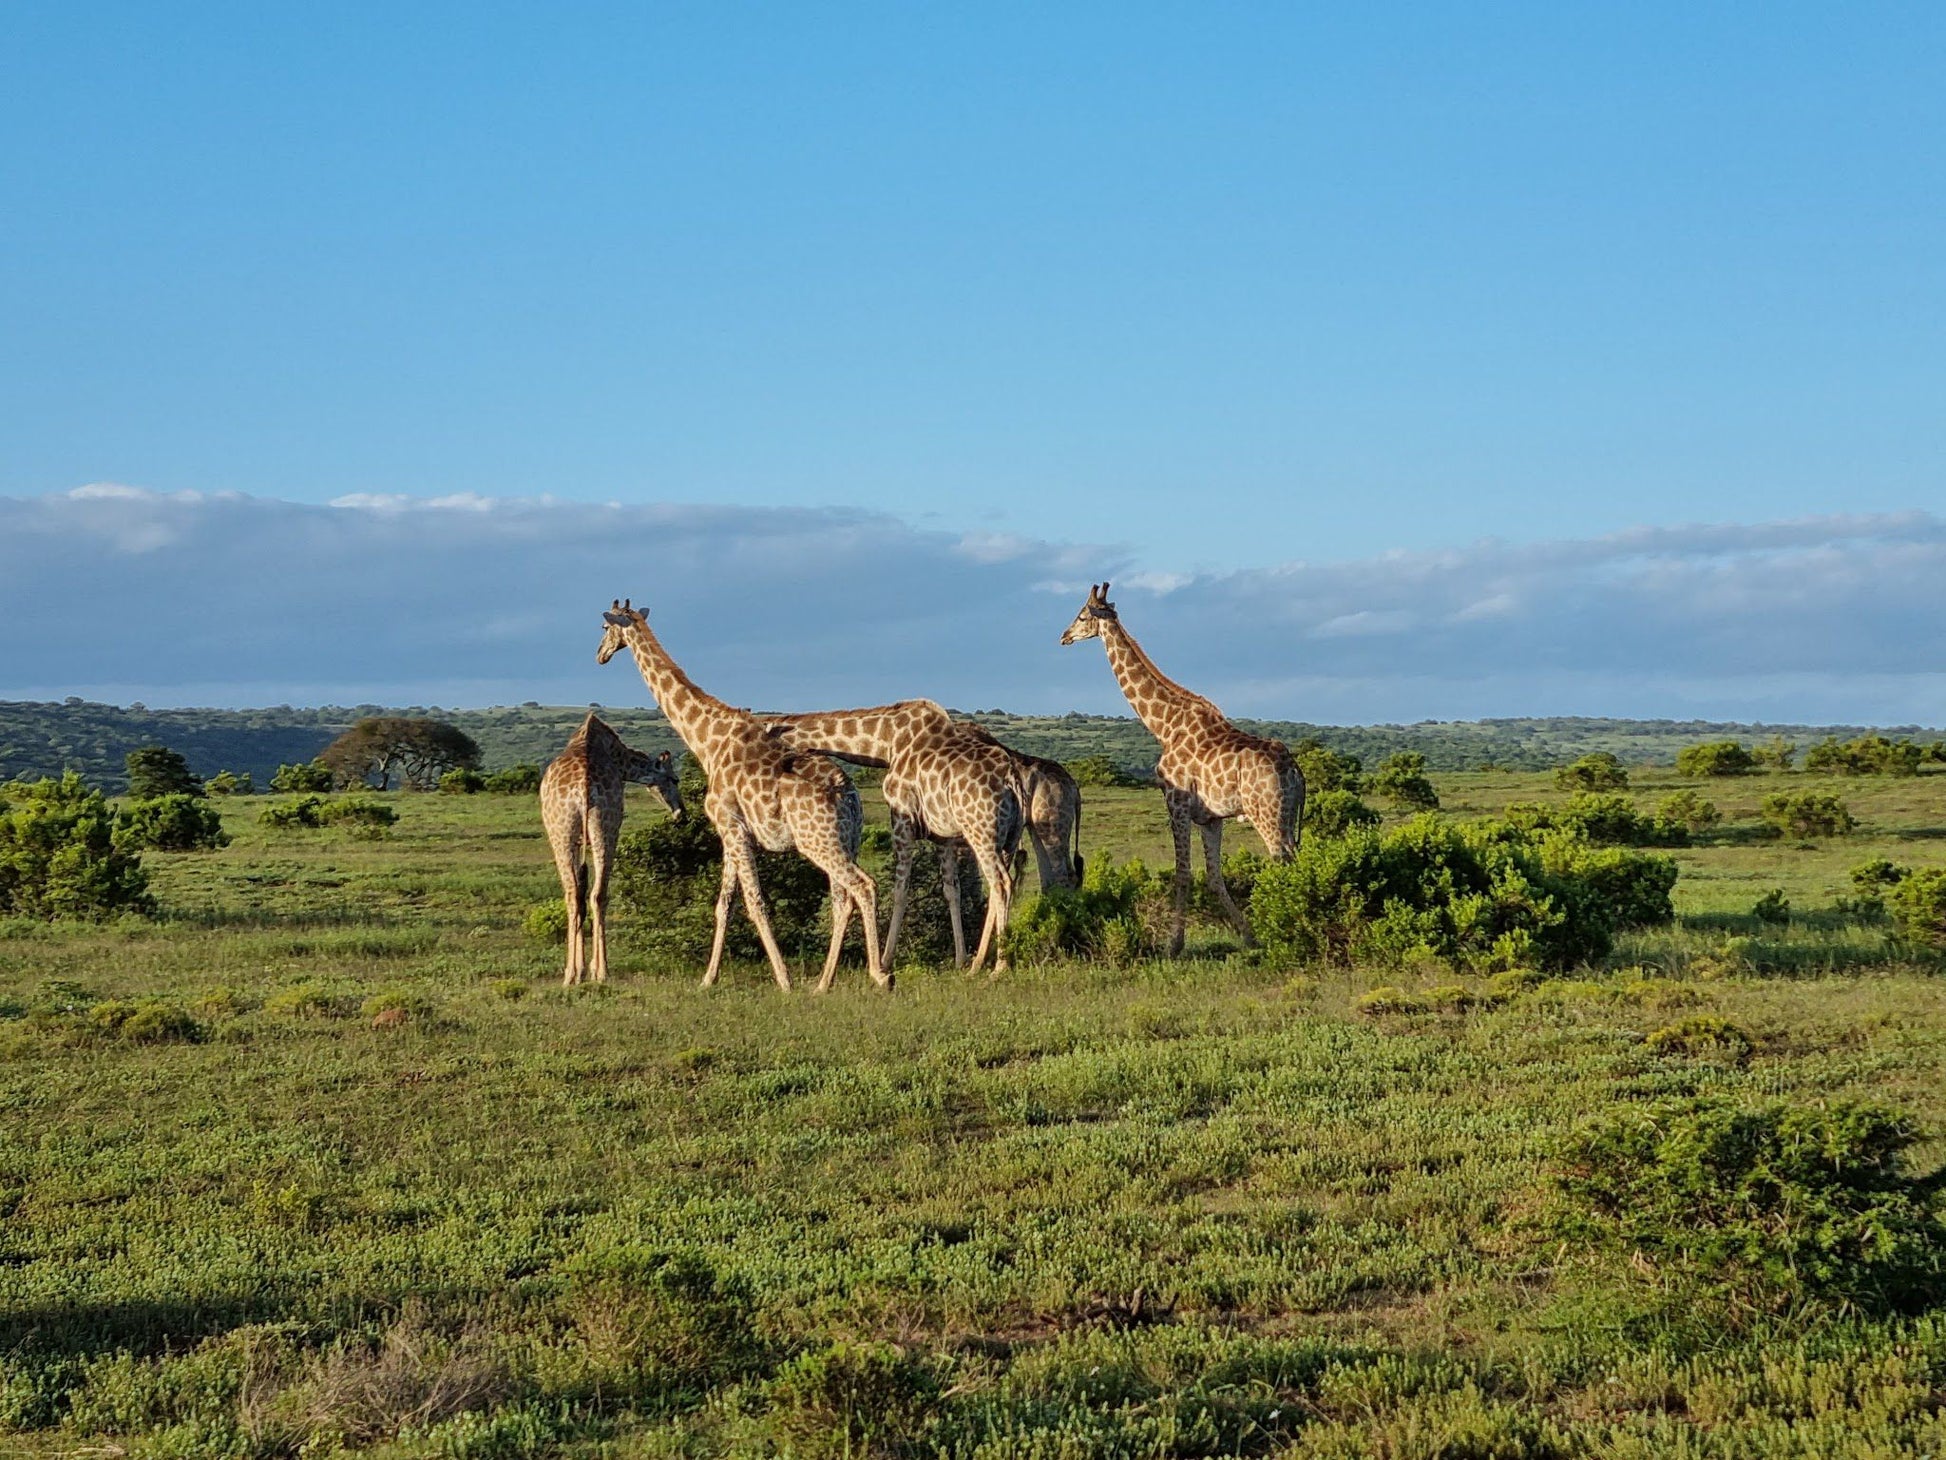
<box><xmin>1</xmin><ymin>487</ymin><xmax>1942</xmax><ymax>724</ymax></box>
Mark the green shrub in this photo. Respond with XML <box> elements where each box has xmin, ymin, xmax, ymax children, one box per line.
<box><xmin>1305</xmin><ymin>789</ymin><xmax>1381</xmax><ymax>839</ymax></box>
<box><xmin>261</xmin><ymin>795</ymin><xmax>397</xmax><ymax>835</ymax></box>
<box><xmin>1761</xmin><ymin>791</ymin><xmax>1854</xmax><ymax>839</ymax></box>
<box><xmin>1248</xmin><ymin>814</ymin><xmax>1674</xmax><ymax>973</ymax></box>
<box><xmin>0</xmin><ymin>773</ymin><xmax>153</xmax><ymax>921</ymax></box>
<box><xmin>269</xmin><ymin>760</ymin><xmax>334</xmax><ymax>793</ymax></box>
<box><xmin>124</xmin><ymin>744</ymin><xmax>202</xmax><ymax>799</ymax></box>
<box><xmin>490</xmin><ymin>978</ymin><xmax>529</xmax><ymax>1000</ymax></box>
<box><xmin>1011</xmin><ymin>858</ymin><xmax>1163</xmax><ymax>963</ymax></box>
<box><xmin>524</xmin><ymin>902</ymin><xmax>569</xmax><ymax>944</ymax></box>
<box><xmin>484</xmin><ymin>764</ymin><xmax>543</xmax><ymax>794</ymax></box>
<box><xmin>1556</xmin><ymin>1099</ymin><xmax>1946</xmax><ymax>1310</ymax></box>
<box><xmin>1676</xmin><ymin>740</ymin><xmax>1755</xmax><ymax>777</ymax></box>
<box><xmin>1291</xmin><ymin>738</ymin><xmax>1365</xmax><ymax>794</ymax></box>
<box><xmin>1643</xmin><ymin>1015</ymin><xmax>1753</xmax><ymax>1063</ymax></box>
<box><xmin>1804</xmin><ymin>734</ymin><xmax>1924</xmax><ymax>777</ymax></box>
<box><xmin>439</xmin><ymin>768</ymin><xmax>487</xmax><ymax>794</ymax></box>
<box><xmin>1887</xmin><ymin>869</ymin><xmax>1946</xmax><ymax>951</ymax></box>
<box><xmin>1556</xmin><ymin>752</ymin><xmax>1628</xmax><ymax>792</ymax></box>
<box><xmin>765</xmin><ymin>1340</ymin><xmax>939</xmax><ymax>1459</ymax></box>
<box><xmin>1752</xmin><ymin>735</ymin><xmax>1797</xmax><ymax>771</ymax></box>
<box><xmin>1371</xmin><ymin>751</ymin><xmax>1438</xmax><ymax>811</ymax></box>
<box><xmin>264</xmin><ymin>982</ymin><xmax>352</xmax><ymax>1018</ymax></box>
<box><xmin>1063</xmin><ymin>754</ymin><xmax>1147</xmax><ymax>788</ymax></box>
<box><xmin>117</xmin><ymin>794</ymin><xmax>229</xmax><ymax>852</ymax></box>
<box><xmin>1654</xmin><ymin>789</ymin><xmax>1719</xmax><ymax>838</ymax></box>
<box><xmin>879</xmin><ymin>839</ymin><xmax>988</xmax><ymax>967</ymax></box>
<box><xmin>1554</xmin><ymin>792</ymin><xmax>1657</xmax><ymax>846</ymax></box>
<box><xmin>564</xmin><ymin>1248</ymin><xmax>768</xmax><ymax>1409</ymax></box>
<box><xmin>203</xmin><ymin>769</ymin><xmax>254</xmax><ymax>796</ymax></box>
<box><xmin>1752</xmin><ymin>888</ymin><xmax>1790</xmax><ymax>925</ymax></box>
<box><xmin>87</xmin><ymin>999</ymin><xmax>204</xmax><ymax>1044</ymax></box>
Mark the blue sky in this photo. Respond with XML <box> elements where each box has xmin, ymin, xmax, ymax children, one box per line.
<box><xmin>3</xmin><ymin>5</ymin><xmax>1943</xmax><ymax>717</ymax></box>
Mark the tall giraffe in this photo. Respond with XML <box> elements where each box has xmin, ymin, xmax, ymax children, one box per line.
<box><xmin>597</xmin><ymin>600</ymin><xmax>888</xmax><ymax>992</ymax></box>
<box><xmin>538</xmin><ymin>713</ymin><xmax>682</xmax><ymax>985</ymax></box>
<box><xmin>1060</xmin><ymin>582</ymin><xmax>1304</xmax><ymax>955</ymax></box>
<box><xmin>761</xmin><ymin>702</ymin><xmax>1026</xmax><ymax>973</ymax></box>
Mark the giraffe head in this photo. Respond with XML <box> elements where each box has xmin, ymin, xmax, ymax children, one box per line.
<box><xmin>597</xmin><ymin>598</ymin><xmax>647</xmax><ymax>664</ymax></box>
<box><xmin>1058</xmin><ymin>582</ymin><xmax>1117</xmax><ymax>645</ymax></box>
<box><xmin>628</xmin><ymin>748</ymin><xmax>685</xmax><ymax>821</ymax></box>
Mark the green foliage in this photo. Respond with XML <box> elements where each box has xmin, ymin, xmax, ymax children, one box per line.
<box><xmin>1291</xmin><ymin>737</ymin><xmax>1365</xmax><ymax>794</ymax></box>
<box><xmin>524</xmin><ymin>902</ymin><xmax>569</xmax><ymax>944</ymax></box>
<box><xmin>361</xmin><ymin>988</ymin><xmax>433</xmax><ymax>1024</ymax></box>
<box><xmin>202</xmin><ymin>768</ymin><xmax>253</xmax><ymax>795</ymax></box>
<box><xmin>1887</xmin><ymin>868</ymin><xmax>1946</xmax><ymax>951</ymax></box>
<box><xmin>882</xmin><ymin>840</ymin><xmax>988</xmax><ymax>967</ymax></box>
<box><xmin>1805</xmin><ymin>734</ymin><xmax>1925</xmax><ymax>777</ymax></box>
<box><xmin>1063</xmin><ymin>753</ymin><xmax>1147</xmax><ymax>788</ymax></box>
<box><xmin>270</xmin><ymin>760</ymin><xmax>334</xmax><ymax>793</ymax></box>
<box><xmin>766</xmin><ymin>1341</ymin><xmax>940</xmax><ymax>1459</ymax></box>
<box><xmin>439</xmin><ymin>767</ymin><xmax>487</xmax><ymax>794</ymax></box>
<box><xmin>117</xmin><ymin>793</ymin><xmax>230</xmax><ymax>852</ymax></box>
<box><xmin>1555</xmin><ymin>752</ymin><xmax>1628</xmax><ymax>792</ymax></box>
<box><xmin>123</xmin><ymin>744</ymin><xmax>202</xmax><ymax>799</ymax></box>
<box><xmin>1676</xmin><ymin>740</ymin><xmax>1756</xmax><ymax>777</ymax></box>
<box><xmin>1557</xmin><ymin>1099</ymin><xmax>1946</xmax><ymax>1310</ymax></box>
<box><xmin>1643</xmin><ymin>1015</ymin><xmax>1754</xmax><ymax>1063</ymax></box>
<box><xmin>1304</xmin><ymin>788</ymin><xmax>1381</xmax><ymax>839</ymax></box>
<box><xmin>1752</xmin><ymin>888</ymin><xmax>1791</xmax><ymax>925</ymax></box>
<box><xmin>483</xmin><ymin>764</ymin><xmax>543</xmax><ymax>794</ymax></box>
<box><xmin>1371</xmin><ymin>751</ymin><xmax>1439</xmax><ymax>811</ymax></box>
<box><xmin>1248</xmin><ymin>814</ymin><xmax>1675</xmax><ymax>972</ymax></box>
<box><xmin>1011</xmin><ymin>858</ymin><xmax>1164</xmax><ymax>963</ymax></box>
<box><xmin>1655</xmin><ymin>789</ymin><xmax>1720</xmax><ymax>836</ymax></box>
<box><xmin>1762</xmin><ymin>791</ymin><xmax>1856</xmax><ymax>838</ymax></box>
<box><xmin>260</xmin><ymin>794</ymin><xmax>398</xmax><ymax>835</ymax></box>
<box><xmin>1752</xmin><ymin>735</ymin><xmax>1797</xmax><ymax>771</ymax></box>
<box><xmin>87</xmin><ymin>998</ymin><xmax>205</xmax><ymax>1044</ymax></box>
<box><xmin>0</xmin><ymin>773</ymin><xmax>152</xmax><ymax>920</ymax></box>
<box><xmin>1553</xmin><ymin>792</ymin><xmax>1658</xmax><ymax>846</ymax></box>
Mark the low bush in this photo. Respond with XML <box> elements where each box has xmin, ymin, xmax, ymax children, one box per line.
<box><xmin>117</xmin><ymin>793</ymin><xmax>230</xmax><ymax>852</ymax></box>
<box><xmin>1556</xmin><ymin>1098</ymin><xmax>1946</xmax><ymax>1310</ymax></box>
<box><xmin>1291</xmin><ymin>738</ymin><xmax>1364</xmax><ymax>794</ymax></box>
<box><xmin>1553</xmin><ymin>792</ymin><xmax>1659</xmax><ymax>846</ymax></box>
<box><xmin>484</xmin><ymin>764</ymin><xmax>543</xmax><ymax>794</ymax></box>
<box><xmin>203</xmin><ymin>769</ymin><xmax>254</xmax><ymax>795</ymax></box>
<box><xmin>1655</xmin><ymin>789</ymin><xmax>1719</xmax><ymax>837</ymax></box>
<box><xmin>0</xmin><ymin>773</ymin><xmax>153</xmax><ymax>921</ymax></box>
<box><xmin>1761</xmin><ymin>791</ymin><xmax>1854</xmax><ymax>838</ymax></box>
<box><xmin>1556</xmin><ymin>752</ymin><xmax>1629</xmax><ymax>792</ymax></box>
<box><xmin>524</xmin><ymin>902</ymin><xmax>569</xmax><ymax>944</ymax></box>
<box><xmin>1804</xmin><ymin>734</ymin><xmax>1924</xmax><ymax>777</ymax></box>
<box><xmin>766</xmin><ymin>1340</ymin><xmax>940</xmax><ymax>1459</ymax></box>
<box><xmin>1063</xmin><ymin>754</ymin><xmax>1148</xmax><ymax>788</ymax></box>
<box><xmin>1752</xmin><ymin>888</ymin><xmax>1791</xmax><ymax>925</ymax></box>
<box><xmin>1371</xmin><ymin>751</ymin><xmax>1439</xmax><ymax>811</ymax></box>
<box><xmin>1887</xmin><ymin>868</ymin><xmax>1946</xmax><ymax>951</ymax></box>
<box><xmin>86</xmin><ymin>999</ymin><xmax>204</xmax><ymax>1044</ymax></box>
<box><xmin>261</xmin><ymin>795</ymin><xmax>398</xmax><ymax>836</ymax></box>
<box><xmin>1248</xmin><ymin>814</ymin><xmax>1675</xmax><ymax>972</ymax></box>
<box><xmin>1304</xmin><ymin>788</ymin><xmax>1381</xmax><ymax>839</ymax></box>
<box><xmin>1676</xmin><ymin>740</ymin><xmax>1755</xmax><ymax>777</ymax></box>
<box><xmin>270</xmin><ymin>761</ymin><xmax>334</xmax><ymax>793</ymax></box>
<box><xmin>1011</xmin><ymin>858</ymin><xmax>1164</xmax><ymax>963</ymax></box>
<box><xmin>1643</xmin><ymin>1015</ymin><xmax>1753</xmax><ymax>1063</ymax></box>
<box><xmin>438</xmin><ymin>768</ymin><xmax>487</xmax><ymax>794</ymax></box>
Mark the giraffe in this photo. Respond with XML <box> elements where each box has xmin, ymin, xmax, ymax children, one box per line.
<box><xmin>597</xmin><ymin>600</ymin><xmax>888</xmax><ymax>992</ymax></box>
<box><xmin>538</xmin><ymin>713</ymin><xmax>683</xmax><ymax>985</ymax></box>
<box><xmin>761</xmin><ymin>702</ymin><xmax>1027</xmax><ymax>973</ymax></box>
<box><xmin>1012</xmin><ymin>751</ymin><xmax>1083</xmax><ymax>893</ymax></box>
<box><xmin>1060</xmin><ymin>582</ymin><xmax>1304</xmax><ymax>955</ymax></box>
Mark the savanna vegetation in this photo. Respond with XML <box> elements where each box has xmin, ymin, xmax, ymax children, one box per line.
<box><xmin>2</xmin><ymin>752</ymin><xmax>1945</xmax><ymax>1456</ymax></box>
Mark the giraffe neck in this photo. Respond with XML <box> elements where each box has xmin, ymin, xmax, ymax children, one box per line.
<box><xmin>620</xmin><ymin>624</ymin><xmax>738</xmax><ymax>772</ymax></box>
<box><xmin>1099</xmin><ymin>618</ymin><xmax>1209</xmax><ymax>743</ymax></box>
<box><xmin>764</xmin><ymin>703</ymin><xmax>944</xmax><ymax>766</ymax></box>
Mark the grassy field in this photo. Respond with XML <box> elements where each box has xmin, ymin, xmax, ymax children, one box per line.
<box><xmin>2</xmin><ymin>769</ymin><xmax>1944</xmax><ymax>1456</ymax></box>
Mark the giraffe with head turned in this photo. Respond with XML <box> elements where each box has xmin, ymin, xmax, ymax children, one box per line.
<box><xmin>761</xmin><ymin>702</ymin><xmax>1027</xmax><ymax>973</ymax></box>
<box><xmin>1060</xmin><ymin>582</ymin><xmax>1304</xmax><ymax>955</ymax></box>
<box><xmin>597</xmin><ymin>600</ymin><xmax>888</xmax><ymax>992</ymax></box>
<box><xmin>539</xmin><ymin>712</ymin><xmax>683</xmax><ymax>985</ymax></box>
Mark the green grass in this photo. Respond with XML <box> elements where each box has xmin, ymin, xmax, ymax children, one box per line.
<box><xmin>1</xmin><ymin>772</ymin><xmax>1944</xmax><ymax>1455</ymax></box>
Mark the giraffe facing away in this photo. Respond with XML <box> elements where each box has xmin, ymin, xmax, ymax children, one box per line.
<box><xmin>1060</xmin><ymin>582</ymin><xmax>1304</xmax><ymax>955</ymax></box>
<box><xmin>597</xmin><ymin>600</ymin><xmax>888</xmax><ymax>992</ymax></box>
<box><xmin>761</xmin><ymin>702</ymin><xmax>1027</xmax><ymax>973</ymax></box>
<box><xmin>1013</xmin><ymin>751</ymin><xmax>1083</xmax><ymax>894</ymax></box>
<box><xmin>538</xmin><ymin>713</ymin><xmax>683</xmax><ymax>985</ymax></box>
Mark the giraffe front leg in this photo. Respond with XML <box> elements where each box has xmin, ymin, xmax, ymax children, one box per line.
<box><xmin>967</xmin><ymin>844</ymin><xmax>1015</xmax><ymax>977</ymax></box>
<box><xmin>1200</xmin><ymin>818</ymin><xmax>1255</xmax><ymax>945</ymax></box>
<box><xmin>588</xmin><ymin>821</ymin><xmax>615</xmax><ymax>983</ymax></box>
<box><xmin>817</xmin><ymin>883</ymin><xmax>853</xmax><ymax>993</ymax></box>
<box><xmin>728</xmin><ymin>838</ymin><xmax>794</xmax><ymax>991</ymax></box>
<box><xmin>1164</xmin><ymin>793</ymin><xmax>1193</xmax><ymax>958</ymax></box>
<box><xmin>882</xmin><ymin>816</ymin><xmax>917</xmax><ymax>969</ymax></box>
<box><xmin>702</xmin><ymin>851</ymin><xmax>738</xmax><ymax>988</ymax></box>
